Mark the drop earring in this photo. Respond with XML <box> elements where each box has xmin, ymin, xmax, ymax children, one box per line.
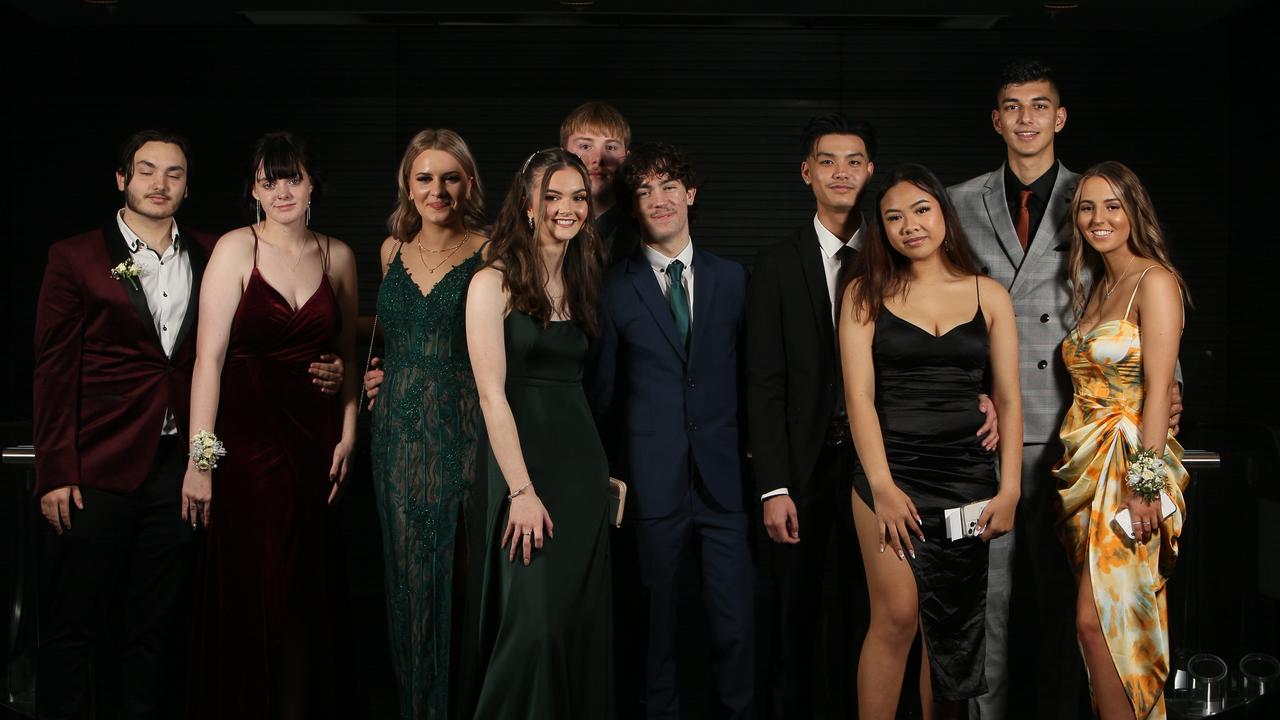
<box><xmin>527</xmin><ymin>214</ymin><xmax>534</xmax><ymax>231</ymax></box>
<box><xmin>255</xmin><ymin>199</ymin><xmax>262</xmax><ymax>224</ymax></box>
<box><xmin>305</xmin><ymin>201</ymin><xmax>312</xmax><ymax>226</ymax></box>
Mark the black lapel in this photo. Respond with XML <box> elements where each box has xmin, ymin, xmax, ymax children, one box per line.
<box><xmin>627</xmin><ymin>251</ymin><xmax>688</xmax><ymax>363</ymax></box>
<box><xmin>172</xmin><ymin>231</ymin><xmax>206</xmax><ymax>354</ymax></box>
<box><xmin>689</xmin><ymin>247</ymin><xmax>717</xmax><ymax>362</ymax></box>
<box><xmin>794</xmin><ymin>223</ymin><xmax>836</xmax><ymax>353</ymax></box>
<box><xmin>102</xmin><ymin>219</ymin><xmax>163</xmax><ymax>350</ymax></box>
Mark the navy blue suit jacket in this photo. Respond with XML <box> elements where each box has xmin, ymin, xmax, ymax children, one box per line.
<box><xmin>591</xmin><ymin>246</ymin><xmax>749</xmax><ymax>520</ymax></box>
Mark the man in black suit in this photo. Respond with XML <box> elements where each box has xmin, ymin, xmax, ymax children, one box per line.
<box><xmin>746</xmin><ymin>114</ymin><xmax>877</xmax><ymax>719</ymax></box>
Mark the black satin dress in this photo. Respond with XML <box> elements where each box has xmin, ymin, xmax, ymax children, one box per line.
<box><xmin>852</xmin><ymin>290</ymin><xmax>996</xmax><ymax>701</ymax></box>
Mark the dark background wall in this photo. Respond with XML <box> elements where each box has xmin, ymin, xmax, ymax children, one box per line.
<box><xmin>2</xmin><ymin>2</ymin><xmax>1276</xmax><ymax>717</ymax></box>
<box><xmin>3</xmin><ymin>1</ymin><xmax>1276</xmax><ymax>435</ymax></box>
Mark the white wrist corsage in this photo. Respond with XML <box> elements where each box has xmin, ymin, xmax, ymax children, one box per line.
<box><xmin>1126</xmin><ymin>448</ymin><xmax>1168</xmax><ymax>503</ymax></box>
<box><xmin>190</xmin><ymin>430</ymin><xmax>227</xmax><ymax>472</ymax></box>
<box><xmin>110</xmin><ymin>259</ymin><xmax>144</xmax><ymax>290</ymax></box>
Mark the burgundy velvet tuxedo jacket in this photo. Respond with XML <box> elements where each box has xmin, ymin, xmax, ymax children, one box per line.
<box><xmin>33</xmin><ymin>218</ymin><xmax>213</xmax><ymax>496</ymax></box>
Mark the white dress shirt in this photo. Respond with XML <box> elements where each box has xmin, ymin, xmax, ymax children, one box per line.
<box><xmin>642</xmin><ymin>237</ymin><xmax>695</xmax><ymax>323</ymax></box>
<box><xmin>761</xmin><ymin>216</ymin><xmax>863</xmax><ymax>502</ymax></box>
<box><xmin>117</xmin><ymin>209</ymin><xmax>191</xmax><ymax>434</ymax></box>
<box><xmin>813</xmin><ymin>214</ymin><xmax>864</xmax><ymax>327</ymax></box>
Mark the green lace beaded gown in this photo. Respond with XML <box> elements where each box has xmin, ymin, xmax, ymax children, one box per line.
<box><xmin>371</xmin><ymin>249</ymin><xmax>483</xmax><ymax>720</ymax></box>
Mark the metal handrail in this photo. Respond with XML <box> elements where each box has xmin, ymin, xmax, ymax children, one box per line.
<box><xmin>1182</xmin><ymin>449</ymin><xmax>1220</xmax><ymax>470</ymax></box>
<box><xmin>2</xmin><ymin>445</ymin><xmax>1224</xmax><ymax>469</ymax></box>
<box><xmin>2</xmin><ymin>446</ymin><xmax>33</xmax><ymax>466</ymax></box>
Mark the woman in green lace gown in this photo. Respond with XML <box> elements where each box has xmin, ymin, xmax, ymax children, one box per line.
<box><xmin>370</xmin><ymin>129</ymin><xmax>490</xmax><ymax>720</ymax></box>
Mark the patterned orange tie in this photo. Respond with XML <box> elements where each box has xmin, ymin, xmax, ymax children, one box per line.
<box><xmin>1015</xmin><ymin>189</ymin><xmax>1032</xmax><ymax>251</ymax></box>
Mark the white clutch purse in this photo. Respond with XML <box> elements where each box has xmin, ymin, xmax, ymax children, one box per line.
<box><xmin>944</xmin><ymin>498</ymin><xmax>991</xmax><ymax>541</ymax></box>
<box><xmin>1112</xmin><ymin>491</ymin><xmax>1177</xmax><ymax>540</ymax></box>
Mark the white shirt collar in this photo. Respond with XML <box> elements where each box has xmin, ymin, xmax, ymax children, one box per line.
<box><xmin>813</xmin><ymin>214</ymin><xmax>863</xmax><ymax>258</ymax></box>
<box><xmin>643</xmin><ymin>237</ymin><xmax>695</xmax><ymax>274</ymax></box>
<box><xmin>117</xmin><ymin>208</ymin><xmax>180</xmax><ymax>253</ymax></box>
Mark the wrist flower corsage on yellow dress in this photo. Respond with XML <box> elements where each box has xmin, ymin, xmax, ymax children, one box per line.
<box><xmin>1126</xmin><ymin>448</ymin><xmax>1168</xmax><ymax>502</ymax></box>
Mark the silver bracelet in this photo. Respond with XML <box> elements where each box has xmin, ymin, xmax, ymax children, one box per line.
<box><xmin>507</xmin><ymin>482</ymin><xmax>532</xmax><ymax>501</ymax></box>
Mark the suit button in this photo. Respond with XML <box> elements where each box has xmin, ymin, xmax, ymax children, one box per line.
<box><xmin>688</xmin><ymin>422</ymin><xmax>698</xmax><ymax>431</ymax></box>
<box><xmin>687</xmin><ymin>378</ymin><xmax>695</xmax><ymax>389</ymax></box>
<box><xmin>1037</xmin><ymin>360</ymin><xmax>1048</xmax><ymax>369</ymax></box>
<box><xmin>1040</xmin><ymin>313</ymin><xmax>1050</xmax><ymax>323</ymax></box>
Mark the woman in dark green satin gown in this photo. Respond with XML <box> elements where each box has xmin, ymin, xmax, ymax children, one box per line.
<box><xmin>465</xmin><ymin>148</ymin><xmax>612</xmax><ymax>720</ymax></box>
<box><xmin>370</xmin><ymin>129</ymin><xmax>490</xmax><ymax>720</ymax></box>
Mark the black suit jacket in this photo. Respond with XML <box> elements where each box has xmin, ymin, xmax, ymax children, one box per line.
<box><xmin>745</xmin><ymin>221</ymin><xmax>849</xmax><ymax>502</ymax></box>
<box><xmin>597</xmin><ymin>204</ymin><xmax>642</xmax><ymax>268</ymax></box>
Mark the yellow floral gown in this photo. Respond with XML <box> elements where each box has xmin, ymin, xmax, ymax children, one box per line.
<box><xmin>1054</xmin><ymin>268</ymin><xmax>1188</xmax><ymax>720</ymax></box>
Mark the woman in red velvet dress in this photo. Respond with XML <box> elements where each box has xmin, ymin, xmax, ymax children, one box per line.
<box><xmin>182</xmin><ymin>132</ymin><xmax>359</xmax><ymax>719</ymax></box>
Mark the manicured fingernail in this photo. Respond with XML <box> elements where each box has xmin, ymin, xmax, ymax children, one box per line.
<box><xmin>898</xmin><ymin>550</ymin><xmax>905</xmax><ymax>560</ymax></box>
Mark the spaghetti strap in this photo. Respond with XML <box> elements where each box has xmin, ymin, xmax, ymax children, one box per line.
<box><xmin>313</xmin><ymin>231</ymin><xmax>331</xmax><ymax>274</ymax></box>
<box><xmin>1123</xmin><ymin>266</ymin><xmax>1158</xmax><ymax>322</ymax></box>
<box><xmin>974</xmin><ymin>274</ymin><xmax>982</xmax><ymax>312</ymax></box>
<box><xmin>249</xmin><ymin>225</ymin><xmax>260</xmax><ymax>267</ymax></box>
<box><xmin>388</xmin><ymin>239</ymin><xmax>405</xmax><ymax>267</ymax></box>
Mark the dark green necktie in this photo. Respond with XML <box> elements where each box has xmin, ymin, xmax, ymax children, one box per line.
<box><xmin>666</xmin><ymin>259</ymin><xmax>690</xmax><ymax>348</ymax></box>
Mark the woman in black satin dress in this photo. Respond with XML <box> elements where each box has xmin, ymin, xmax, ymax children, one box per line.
<box><xmin>838</xmin><ymin>164</ymin><xmax>1023</xmax><ymax>720</ymax></box>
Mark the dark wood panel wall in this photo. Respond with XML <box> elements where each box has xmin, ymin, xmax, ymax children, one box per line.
<box><xmin>4</xmin><ymin>14</ymin><xmax>1272</xmax><ymax>440</ymax></box>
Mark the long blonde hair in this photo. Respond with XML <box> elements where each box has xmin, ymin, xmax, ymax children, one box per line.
<box><xmin>1068</xmin><ymin>161</ymin><xmax>1191</xmax><ymax>320</ymax></box>
<box><xmin>387</xmin><ymin>128</ymin><xmax>487</xmax><ymax>242</ymax></box>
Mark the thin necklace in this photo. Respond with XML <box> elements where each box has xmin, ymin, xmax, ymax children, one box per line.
<box><xmin>1101</xmin><ymin>256</ymin><xmax>1138</xmax><ymax>300</ymax></box>
<box><xmin>417</xmin><ymin>230</ymin><xmax>470</xmax><ymax>274</ymax></box>
<box><xmin>540</xmin><ymin>246</ymin><xmax>568</xmax><ymax>316</ymax></box>
<box><xmin>259</xmin><ymin>222</ymin><xmax>309</xmax><ymax>272</ymax></box>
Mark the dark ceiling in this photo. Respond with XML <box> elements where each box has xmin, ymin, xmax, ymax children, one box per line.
<box><xmin>2</xmin><ymin>0</ymin><xmax>1264</xmax><ymax>30</ymax></box>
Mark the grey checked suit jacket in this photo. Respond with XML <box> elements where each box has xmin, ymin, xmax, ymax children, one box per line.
<box><xmin>949</xmin><ymin>162</ymin><xmax>1079</xmax><ymax>445</ymax></box>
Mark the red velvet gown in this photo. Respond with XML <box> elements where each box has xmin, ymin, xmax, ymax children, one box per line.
<box><xmin>190</xmin><ymin>236</ymin><xmax>343</xmax><ymax>719</ymax></box>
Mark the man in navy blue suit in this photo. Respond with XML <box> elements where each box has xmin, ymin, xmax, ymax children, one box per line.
<box><xmin>591</xmin><ymin>142</ymin><xmax>754</xmax><ymax>719</ymax></box>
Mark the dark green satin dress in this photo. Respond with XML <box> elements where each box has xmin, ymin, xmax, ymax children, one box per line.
<box><xmin>473</xmin><ymin>311</ymin><xmax>613</xmax><ymax>720</ymax></box>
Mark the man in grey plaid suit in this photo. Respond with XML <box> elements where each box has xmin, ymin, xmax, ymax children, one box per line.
<box><xmin>948</xmin><ymin>60</ymin><xmax>1084</xmax><ymax>720</ymax></box>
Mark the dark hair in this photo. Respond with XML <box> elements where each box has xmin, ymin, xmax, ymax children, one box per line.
<box><xmin>996</xmin><ymin>59</ymin><xmax>1061</xmax><ymax>106</ymax></box>
<box><xmin>800</xmin><ymin>113</ymin><xmax>879</xmax><ymax>162</ymax></box>
<box><xmin>486</xmin><ymin>148</ymin><xmax>604</xmax><ymax>334</ymax></box>
<box><xmin>118</xmin><ymin>129</ymin><xmax>191</xmax><ymax>185</ymax></box>
<box><xmin>245</xmin><ymin>131</ymin><xmax>323</xmax><ymax>205</ymax></box>
<box><xmin>838</xmin><ymin>164</ymin><xmax>981</xmax><ymax>323</ymax></box>
<box><xmin>1068</xmin><ymin>161</ymin><xmax>1191</xmax><ymax>320</ymax></box>
<box><xmin>618</xmin><ymin>141</ymin><xmax>699</xmax><ymax>196</ymax></box>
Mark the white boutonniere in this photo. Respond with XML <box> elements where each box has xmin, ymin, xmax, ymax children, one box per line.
<box><xmin>110</xmin><ymin>259</ymin><xmax>144</xmax><ymax>290</ymax></box>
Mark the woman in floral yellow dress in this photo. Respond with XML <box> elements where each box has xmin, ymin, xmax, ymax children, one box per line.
<box><xmin>1055</xmin><ymin>161</ymin><xmax>1190</xmax><ymax>720</ymax></box>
